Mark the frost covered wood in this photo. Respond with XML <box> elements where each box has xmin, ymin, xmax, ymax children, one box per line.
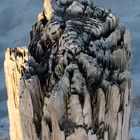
<box><xmin>4</xmin><ymin>0</ymin><xmax>131</xmax><ymax>140</ymax></box>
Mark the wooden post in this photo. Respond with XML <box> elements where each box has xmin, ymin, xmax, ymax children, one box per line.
<box><xmin>4</xmin><ymin>0</ymin><xmax>131</xmax><ymax>140</ymax></box>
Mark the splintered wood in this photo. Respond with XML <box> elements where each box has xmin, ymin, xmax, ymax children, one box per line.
<box><xmin>5</xmin><ymin>0</ymin><xmax>131</xmax><ymax>140</ymax></box>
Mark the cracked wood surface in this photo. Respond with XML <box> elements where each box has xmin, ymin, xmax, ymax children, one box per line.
<box><xmin>4</xmin><ymin>0</ymin><xmax>131</xmax><ymax>140</ymax></box>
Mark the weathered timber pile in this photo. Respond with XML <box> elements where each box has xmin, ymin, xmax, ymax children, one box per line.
<box><xmin>4</xmin><ymin>0</ymin><xmax>131</xmax><ymax>140</ymax></box>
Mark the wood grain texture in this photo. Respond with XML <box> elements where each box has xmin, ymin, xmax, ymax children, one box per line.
<box><xmin>5</xmin><ymin>0</ymin><xmax>131</xmax><ymax>139</ymax></box>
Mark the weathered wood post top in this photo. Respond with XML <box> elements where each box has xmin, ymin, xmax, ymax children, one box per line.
<box><xmin>4</xmin><ymin>0</ymin><xmax>131</xmax><ymax>140</ymax></box>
